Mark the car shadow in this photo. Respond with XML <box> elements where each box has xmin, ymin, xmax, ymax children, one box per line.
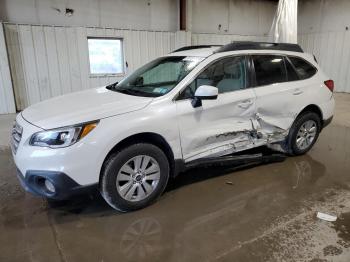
<box><xmin>47</xmin><ymin>147</ymin><xmax>286</xmax><ymax>215</ymax></box>
<box><xmin>47</xmin><ymin>161</ymin><xmax>264</xmax><ymax>217</ymax></box>
<box><xmin>47</xmin><ymin>147</ymin><xmax>326</xmax><ymax>217</ymax></box>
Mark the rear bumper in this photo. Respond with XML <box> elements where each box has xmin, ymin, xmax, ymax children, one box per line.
<box><xmin>16</xmin><ymin>168</ymin><xmax>97</xmax><ymax>200</ymax></box>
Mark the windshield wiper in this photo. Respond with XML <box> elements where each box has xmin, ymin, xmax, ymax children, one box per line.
<box><xmin>114</xmin><ymin>88</ymin><xmax>160</xmax><ymax>97</ymax></box>
<box><xmin>131</xmin><ymin>81</ymin><xmax>177</xmax><ymax>88</ymax></box>
<box><xmin>106</xmin><ymin>82</ymin><xmax>118</xmax><ymax>90</ymax></box>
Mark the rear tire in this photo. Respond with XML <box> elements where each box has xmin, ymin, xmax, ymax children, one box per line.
<box><xmin>287</xmin><ymin>112</ymin><xmax>321</xmax><ymax>155</ymax></box>
<box><xmin>100</xmin><ymin>143</ymin><xmax>170</xmax><ymax>212</ymax></box>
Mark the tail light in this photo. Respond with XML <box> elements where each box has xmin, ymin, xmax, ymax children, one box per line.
<box><xmin>324</xmin><ymin>80</ymin><xmax>334</xmax><ymax>92</ymax></box>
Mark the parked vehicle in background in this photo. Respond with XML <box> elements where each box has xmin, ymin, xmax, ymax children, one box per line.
<box><xmin>11</xmin><ymin>42</ymin><xmax>334</xmax><ymax>211</ymax></box>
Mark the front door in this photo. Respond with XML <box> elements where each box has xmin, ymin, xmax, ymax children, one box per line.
<box><xmin>175</xmin><ymin>56</ymin><xmax>258</xmax><ymax>162</ymax></box>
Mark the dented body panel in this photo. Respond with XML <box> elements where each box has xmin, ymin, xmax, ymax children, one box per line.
<box><xmin>176</xmin><ymin>88</ymin><xmax>257</xmax><ymax>162</ymax></box>
<box><xmin>172</xmin><ymin>50</ymin><xmax>334</xmax><ymax>162</ymax></box>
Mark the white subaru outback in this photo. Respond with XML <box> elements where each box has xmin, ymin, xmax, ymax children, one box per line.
<box><xmin>11</xmin><ymin>42</ymin><xmax>334</xmax><ymax>211</ymax></box>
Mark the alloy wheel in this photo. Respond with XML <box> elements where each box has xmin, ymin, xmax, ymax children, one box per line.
<box><xmin>296</xmin><ymin>120</ymin><xmax>317</xmax><ymax>150</ymax></box>
<box><xmin>116</xmin><ymin>155</ymin><xmax>160</xmax><ymax>202</ymax></box>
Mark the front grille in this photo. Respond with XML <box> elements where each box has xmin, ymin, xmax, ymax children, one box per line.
<box><xmin>11</xmin><ymin>121</ymin><xmax>23</xmax><ymax>154</ymax></box>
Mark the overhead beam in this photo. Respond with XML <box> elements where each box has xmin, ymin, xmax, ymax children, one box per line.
<box><xmin>179</xmin><ymin>0</ymin><xmax>186</xmax><ymax>30</ymax></box>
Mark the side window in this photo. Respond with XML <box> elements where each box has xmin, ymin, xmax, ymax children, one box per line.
<box><xmin>253</xmin><ymin>55</ymin><xmax>287</xmax><ymax>86</ymax></box>
<box><xmin>285</xmin><ymin>58</ymin><xmax>299</xmax><ymax>81</ymax></box>
<box><xmin>289</xmin><ymin>56</ymin><xmax>317</xmax><ymax>80</ymax></box>
<box><xmin>177</xmin><ymin>56</ymin><xmax>246</xmax><ymax>100</ymax></box>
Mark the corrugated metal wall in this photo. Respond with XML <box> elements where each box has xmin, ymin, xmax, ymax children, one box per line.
<box><xmin>299</xmin><ymin>32</ymin><xmax>350</xmax><ymax>93</ymax></box>
<box><xmin>4</xmin><ymin>23</ymin><xmax>191</xmax><ymax>110</ymax></box>
<box><xmin>0</xmin><ymin>23</ymin><xmax>16</xmax><ymax>114</ymax></box>
<box><xmin>4</xmin><ymin>23</ymin><xmax>349</xmax><ymax>113</ymax></box>
<box><xmin>191</xmin><ymin>33</ymin><xmax>267</xmax><ymax>45</ymax></box>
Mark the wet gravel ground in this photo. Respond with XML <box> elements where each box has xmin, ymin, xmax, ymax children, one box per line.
<box><xmin>1</xmin><ymin>124</ymin><xmax>350</xmax><ymax>262</ymax></box>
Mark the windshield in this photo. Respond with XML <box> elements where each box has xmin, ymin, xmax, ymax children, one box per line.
<box><xmin>108</xmin><ymin>56</ymin><xmax>204</xmax><ymax>97</ymax></box>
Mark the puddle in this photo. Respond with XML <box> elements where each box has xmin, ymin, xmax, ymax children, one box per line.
<box><xmin>333</xmin><ymin>212</ymin><xmax>350</xmax><ymax>243</ymax></box>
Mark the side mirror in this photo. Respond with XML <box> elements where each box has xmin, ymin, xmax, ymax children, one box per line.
<box><xmin>192</xmin><ymin>85</ymin><xmax>218</xmax><ymax>108</ymax></box>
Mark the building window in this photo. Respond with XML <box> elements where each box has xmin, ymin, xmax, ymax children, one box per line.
<box><xmin>88</xmin><ymin>38</ymin><xmax>124</xmax><ymax>75</ymax></box>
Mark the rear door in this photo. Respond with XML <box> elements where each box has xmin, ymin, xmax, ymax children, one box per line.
<box><xmin>175</xmin><ymin>55</ymin><xmax>258</xmax><ymax>162</ymax></box>
<box><xmin>251</xmin><ymin>54</ymin><xmax>301</xmax><ymax>132</ymax></box>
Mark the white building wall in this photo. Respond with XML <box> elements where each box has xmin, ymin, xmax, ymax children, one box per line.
<box><xmin>192</xmin><ymin>33</ymin><xmax>267</xmax><ymax>45</ymax></box>
<box><xmin>0</xmin><ymin>0</ymin><xmax>281</xmax><ymax>111</ymax></box>
<box><xmin>4</xmin><ymin>21</ymin><xmax>266</xmax><ymax>110</ymax></box>
<box><xmin>4</xmin><ymin>22</ymin><xmax>267</xmax><ymax>111</ymax></box>
<box><xmin>3</xmin><ymin>0</ymin><xmax>350</xmax><ymax>113</ymax></box>
<box><xmin>0</xmin><ymin>0</ymin><xmax>277</xmax><ymax>35</ymax></box>
<box><xmin>0</xmin><ymin>23</ymin><xmax>16</xmax><ymax>114</ymax></box>
<box><xmin>0</xmin><ymin>0</ymin><xmax>179</xmax><ymax>32</ymax></box>
<box><xmin>0</xmin><ymin>0</ymin><xmax>185</xmax><ymax>111</ymax></box>
<box><xmin>191</xmin><ymin>0</ymin><xmax>277</xmax><ymax>36</ymax></box>
<box><xmin>298</xmin><ymin>0</ymin><xmax>350</xmax><ymax>34</ymax></box>
<box><xmin>4</xmin><ymin>23</ymin><xmax>191</xmax><ymax>110</ymax></box>
<box><xmin>298</xmin><ymin>0</ymin><xmax>350</xmax><ymax>93</ymax></box>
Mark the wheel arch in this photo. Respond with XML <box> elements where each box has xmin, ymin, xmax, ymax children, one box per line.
<box><xmin>297</xmin><ymin>104</ymin><xmax>323</xmax><ymax>126</ymax></box>
<box><xmin>99</xmin><ymin>132</ymin><xmax>178</xmax><ymax>183</ymax></box>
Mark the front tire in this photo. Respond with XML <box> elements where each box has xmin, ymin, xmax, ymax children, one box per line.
<box><xmin>287</xmin><ymin>112</ymin><xmax>321</xmax><ymax>155</ymax></box>
<box><xmin>100</xmin><ymin>143</ymin><xmax>170</xmax><ymax>212</ymax></box>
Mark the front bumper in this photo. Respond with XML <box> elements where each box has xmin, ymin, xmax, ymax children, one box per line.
<box><xmin>16</xmin><ymin>168</ymin><xmax>97</xmax><ymax>200</ymax></box>
<box><xmin>12</xmin><ymin>113</ymin><xmax>104</xmax><ymax>187</ymax></box>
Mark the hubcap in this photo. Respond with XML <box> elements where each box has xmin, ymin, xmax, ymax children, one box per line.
<box><xmin>116</xmin><ymin>155</ymin><xmax>160</xmax><ymax>202</ymax></box>
<box><xmin>296</xmin><ymin>120</ymin><xmax>317</xmax><ymax>150</ymax></box>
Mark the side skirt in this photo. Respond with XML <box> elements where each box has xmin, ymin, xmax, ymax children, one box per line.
<box><xmin>173</xmin><ymin>150</ymin><xmax>286</xmax><ymax>176</ymax></box>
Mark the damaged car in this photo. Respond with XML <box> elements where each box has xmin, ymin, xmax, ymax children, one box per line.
<box><xmin>11</xmin><ymin>42</ymin><xmax>334</xmax><ymax>211</ymax></box>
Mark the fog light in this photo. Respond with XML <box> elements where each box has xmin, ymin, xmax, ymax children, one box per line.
<box><xmin>44</xmin><ymin>179</ymin><xmax>55</xmax><ymax>193</ymax></box>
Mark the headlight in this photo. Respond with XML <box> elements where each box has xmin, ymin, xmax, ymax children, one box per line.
<box><xmin>29</xmin><ymin>121</ymin><xmax>99</xmax><ymax>148</ymax></box>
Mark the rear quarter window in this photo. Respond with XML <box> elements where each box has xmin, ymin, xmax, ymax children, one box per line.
<box><xmin>288</xmin><ymin>56</ymin><xmax>317</xmax><ymax>80</ymax></box>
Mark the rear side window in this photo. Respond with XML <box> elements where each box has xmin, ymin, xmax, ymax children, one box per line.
<box><xmin>288</xmin><ymin>57</ymin><xmax>317</xmax><ymax>80</ymax></box>
<box><xmin>253</xmin><ymin>55</ymin><xmax>287</xmax><ymax>86</ymax></box>
<box><xmin>285</xmin><ymin>58</ymin><xmax>299</xmax><ymax>81</ymax></box>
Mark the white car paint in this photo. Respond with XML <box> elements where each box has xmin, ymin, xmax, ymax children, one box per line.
<box><xmin>11</xmin><ymin>47</ymin><xmax>334</xmax><ymax>189</ymax></box>
<box><xmin>22</xmin><ymin>86</ymin><xmax>153</xmax><ymax>129</ymax></box>
<box><xmin>176</xmin><ymin>87</ymin><xmax>257</xmax><ymax>161</ymax></box>
<box><xmin>194</xmin><ymin>85</ymin><xmax>219</xmax><ymax>98</ymax></box>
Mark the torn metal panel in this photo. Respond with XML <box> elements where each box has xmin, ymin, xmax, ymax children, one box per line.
<box><xmin>255</xmin><ymin>115</ymin><xmax>290</xmax><ymax>143</ymax></box>
<box><xmin>183</xmin><ymin>113</ymin><xmax>292</xmax><ymax>163</ymax></box>
<box><xmin>255</xmin><ymin>111</ymin><xmax>295</xmax><ymax>131</ymax></box>
<box><xmin>181</xmin><ymin>115</ymin><xmax>257</xmax><ymax>162</ymax></box>
<box><xmin>185</xmin><ymin>135</ymin><xmax>256</xmax><ymax>162</ymax></box>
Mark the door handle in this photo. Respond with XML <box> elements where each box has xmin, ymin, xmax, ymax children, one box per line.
<box><xmin>293</xmin><ymin>89</ymin><xmax>303</xmax><ymax>95</ymax></box>
<box><xmin>238</xmin><ymin>100</ymin><xmax>253</xmax><ymax>109</ymax></box>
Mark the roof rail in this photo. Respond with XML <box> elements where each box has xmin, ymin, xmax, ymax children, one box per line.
<box><xmin>172</xmin><ymin>45</ymin><xmax>222</xmax><ymax>53</ymax></box>
<box><xmin>215</xmin><ymin>41</ymin><xmax>303</xmax><ymax>53</ymax></box>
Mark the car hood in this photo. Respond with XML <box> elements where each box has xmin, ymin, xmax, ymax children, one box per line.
<box><xmin>22</xmin><ymin>87</ymin><xmax>153</xmax><ymax>129</ymax></box>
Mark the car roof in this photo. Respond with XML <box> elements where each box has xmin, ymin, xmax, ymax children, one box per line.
<box><xmin>167</xmin><ymin>42</ymin><xmax>315</xmax><ymax>65</ymax></box>
<box><xmin>168</xmin><ymin>41</ymin><xmax>304</xmax><ymax>57</ymax></box>
<box><xmin>167</xmin><ymin>46</ymin><xmax>220</xmax><ymax>57</ymax></box>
